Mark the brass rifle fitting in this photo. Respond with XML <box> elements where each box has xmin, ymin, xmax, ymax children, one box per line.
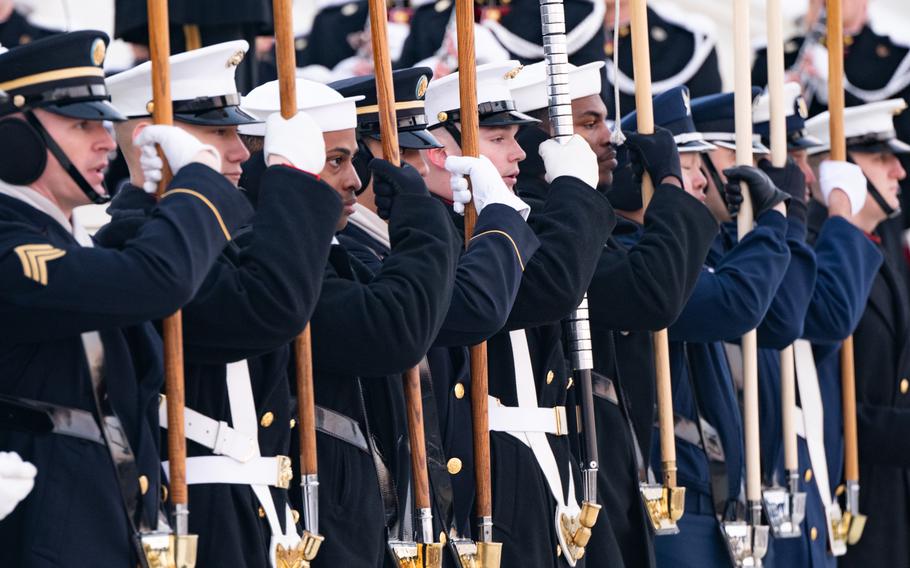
<box><xmin>474</xmin><ymin>540</ymin><xmax>502</xmax><ymax>568</ymax></box>
<box><xmin>175</xmin><ymin>534</ymin><xmax>198</xmax><ymax>568</ymax></box>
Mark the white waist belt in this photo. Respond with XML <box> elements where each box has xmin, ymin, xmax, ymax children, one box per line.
<box><xmin>159</xmin><ymin>395</ymin><xmax>257</xmax><ymax>463</ymax></box>
<box><xmin>163</xmin><ymin>455</ymin><xmax>293</xmax><ymax>488</ymax></box>
<box><xmin>488</xmin><ymin>397</ymin><xmax>568</xmax><ymax>436</ymax></box>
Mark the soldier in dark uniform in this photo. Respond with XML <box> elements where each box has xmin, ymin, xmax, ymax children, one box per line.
<box><xmin>510</xmin><ymin>60</ymin><xmax>719</xmax><ymax>566</ymax></box>
<box><xmin>298</xmin><ymin>0</ymin><xmax>369</xmax><ymax>72</ymax></box>
<box><xmin>643</xmin><ymin>91</ymin><xmax>793</xmax><ymax>568</ymax></box>
<box><xmin>396</xmin><ymin>0</ymin><xmax>453</xmax><ymax>69</ymax></box>
<box><xmin>0</xmin><ymin>0</ymin><xmax>58</xmax><ymax>48</ymax></box>
<box><xmin>243</xmin><ymin>75</ymin><xmax>462</xmax><ymax>566</ymax></box>
<box><xmin>329</xmin><ymin>67</ymin><xmax>541</xmax><ymax>561</ymax></box>
<box><xmin>425</xmin><ymin>60</ymin><xmax>615</xmax><ymax>566</ymax></box>
<box><xmin>566</xmin><ymin>0</ymin><xmax>721</xmax><ymax>117</ymax></box>
<box><xmin>806</xmin><ymin>99</ymin><xmax>910</xmax><ymax>568</ymax></box>
<box><xmin>0</xmin><ymin>31</ymin><xmax>251</xmax><ymax>566</ymax></box>
<box><xmin>115</xmin><ymin>0</ymin><xmax>271</xmax><ymax>92</ymax></box>
<box><xmin>95</xmin><ymin>41</ymin><xmax>343</xmax><ymax>567</ymax></box>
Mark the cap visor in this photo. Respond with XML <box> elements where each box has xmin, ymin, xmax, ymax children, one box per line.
<box><xmin>889</xmin><ymin>139</ymin><xmax>910</xmax><ymax>154</ymax></box>
<box><xmin>788</xmin><ymin>135</ymin><xmax>824</xmax><ymax>150</ymax></box>
<box><xmin>678</xmin><ymin>140</ymin><xmax>717</xmax><ymax>153</ymax></box>
<box><xmin>176</xmin><ymin>105</ymin><xmax>262</xmax><ymax>126</ymax></box>
<box><xmin>44</xmin><ymin>100</ymin><xmax>126</xmax><ymax>122</ymax></box>
<box><xmin>396</xmin><ymin>129</ymin><xmax>443</xmax><ymax>149</ymax></box>
<box><xmin>479</xmin><ymin>110</ymin><xmax>540</xmax><ymax>127</ymax></box>
<box><xmin>848</xmin><ymin>139</ymin><xmax>910</xmax><ymax>155</ymax></box>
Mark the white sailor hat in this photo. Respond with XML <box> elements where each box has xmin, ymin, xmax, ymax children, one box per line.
<box><xmin>752</xmin><ymin>82</ymin><xmax>822</xmax><ymax>150</ymax></box>
<box><xmin>107</xmin><ymin>40</ymin><xmax>259</xmax><ymax>126</ymax></box>
<box><xmin>805</xmin><ymin>98</ymin><xmax>910</xmax><ymax>156</ymax></box>
<box><xmin>507</xmin><ymin>60</ymin><xmax>605</xmax><ymax>114</ymax></box>
<box><xmin>238</xmin><ymin>78</ymin><xmax>363</xmax><ymax>135</ymax></box>
<box><xmin>424</xmin><ymin>61</ymin><xmax>538</xmax><ymax>129</ymax></box>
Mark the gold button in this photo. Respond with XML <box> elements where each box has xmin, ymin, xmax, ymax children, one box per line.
<box><xmin>138</xmin><ymin>475</ymin><xmax>149</xmax><ymax>495</ymax></box>
<box><xmin>546</xmin><ymin>370</ymin><xmax>555</xmax><ymax>385</ymax></box>
<box><xmin>810</xmin><ymin>526</ymin><xmax>818</xmax><ymax>541</ymax></box>
<box><xmin>804</xmin><ymin>469</ymin><xmax>813</xmax><ymax>483</ymax></box>
<box><xmin>556</xmin><ymin>544</ymin><xmax>562</xmax><ymax>557</ymax></box>
<box><xmin>447</xmin><ymin>457</ymin><xmax>463</xmax><ymax>475</ymax></box>
<box><xmin>289</xmin><ymin>418</ymin><xmax>297</xmax><ymax>428</ymax></box>
<box><xmin>439</xmin><ymin>532</ymin><xmax>447</xmax><ymax>545</ymax></box>
<box><xmin>454</xmin><ymin>383</ymin><xmax>465</xmax><ymax>399</ymax></box>
<box><xmin>260</xmin><ymin>411</ymin><xmax>274</xmax><ymax>428</ymax></box>
<box><xmin>160</xmin><ymin>485</ymin><xmax>168</xmax><ymax>503</ymax></box>
<box><xmin>292</xmin><ymin>509</ymin><xmax>300</xmax><ymax>524</ymax></box>
<box><xmin>900</xmin><ymin>378</ymin><xmax>909</xmax><ymax>394</ymax></box>
<box><xmin>258</xmin><ymin>506</ymin><xmax>266</xmax><ymax>518</ymax></box>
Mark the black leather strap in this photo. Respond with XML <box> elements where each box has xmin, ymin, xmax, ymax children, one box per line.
<box><xmin>0</xmin><ymin>394</ymin><xmax>104</xmax><ymax>445</ymax></box>
<box><xmin>314</xmin><ymin>405</ymin><xmax>369</xmax><ymax>453</ymax></box>
<box><xmin>355</xmin><ymin>378</ymin><xmax>402</xmax><ymax>538</ymax></box>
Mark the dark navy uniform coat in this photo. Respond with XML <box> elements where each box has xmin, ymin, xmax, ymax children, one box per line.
<box><xmin>298</xmin><ymin>1</ymin><xmax>369</xmax><ymax>70</ymax></box>
<box><xmin>584</xmin><ymin>187</ymin><xmax>718</xmax><ymax>568</ymax></box>
<box><xmin>763</xmin><ymin>214</ymin><xmax>881</xmax><ymax>567</ymax></box>
<box><xmin>96</xmin><ymin>166</ymin><xmax>342</xmax><ymax>567</ymax></box>
<box><xmin>0</xmin><ymin>164</ymin><xmax>249</xmax><ymax>567</ymax></box>
<box><xmin>306</xmin><ymin>190</ymin><xmax>460</xmax><ymax>567</ymax></box>
<box><xmin>340</xmin><ymin>202</ymin><xmax>540</xmax><ymax>547</ymax></box>
<box><xmin>652</xmin><ymin>211</ymin><xmax>791</xmax><ymax>568</ymax></box>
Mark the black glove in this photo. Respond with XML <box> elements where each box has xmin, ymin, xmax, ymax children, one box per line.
<box><xmin>369</xmin><ymin>158</ymin><xmax>429</xmax><ymax>220</ymax></box>
<box><xmin>722</xmin><ymin>165</ymin><xmax>789</xmax><ymax>219</ymax></box>
<box><xmin>624</xmin><ymin>125</ymin><xmax>683</xmax><ymax>188</ymax></box>
<box><xmin>757</xmin><ymin>157</ymin><xmax>807</xmax><ymax>223</ymax></box>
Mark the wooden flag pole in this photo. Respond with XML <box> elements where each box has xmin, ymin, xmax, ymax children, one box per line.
<box><xmin>628</xmin><ymin>0</ymin><xmax>685</xmax><ymax>535</ymax></box>
<box><xmin>368</xmin><ymin>1</ymin><xmax>443</xmax><ymax>565</ymax></box>
<box><xmin>765</xmin><ymin>0</ymin><xmax>807</xmax><ymax>540</ymax></box>
<box><xmin>454</xmin><ymin>2</ymin><xmax>502</xmax><ymax>566</ymax></box>
<box><xmin>272</xmin><ymin>0</ymin><xmax>326</xmax><ymax>563</ymax></box>
<box><xmin>828</xmin><ymin>0</ymin><xmax>866</xmax><ymax>542</ymax></box>
<box><xmin>147</xmin><ymin>0</ymin><xmax>197</xmax><ymax>566</ymax></box>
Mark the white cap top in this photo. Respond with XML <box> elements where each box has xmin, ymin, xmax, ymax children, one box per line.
<box><xmin>751</xmin><ymin>82</ymin><xmax>803</xmax><ymax>124</ymax></box>
<box><xmin>508</xmin><ymin>60</ymin><xmax>605</xmax><ymax>113</ymax></box>
<box><xmin>805</xmin><ymin>98</ymin><xmax>909</xmax><ymax>155</ymax></box>
<box><xmin>108</xmin><ymin>40</ymin><xmax>249</xmax><ymax>118</ymax></box>
<box><xmin>239</xmin><ymin>78</ymin><xmax>363</xmax><ymax>135</ymax></box>
<box><xmin>424</xmin><ymin>60</ymin><xmax>523</xmax><ymax>127</ymax></box>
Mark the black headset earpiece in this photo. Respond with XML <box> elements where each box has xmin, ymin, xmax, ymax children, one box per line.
<box><xmin>0</xmin><ymin>117</ymin><xmax>47</xmax><ymax>186</ymax></box>
<box><xmin>352</xmin><ymin>138</ymin><xmax>374</xmax><ymax>195</ymax></box>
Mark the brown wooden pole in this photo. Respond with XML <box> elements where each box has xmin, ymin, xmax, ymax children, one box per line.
<box><xmin>453</xmin><ymin>0</ymin><xmax>494</xmax><ymax>543</ymax></box>
<box><xmin>147</xmin><ymin>0</ymin><xmax>188</xmax><ymax>527</ymax></box>
<box><xmin>369</xmin><ymin>0</ymin><xmax>438</xmax><ymax>546</ymax></box>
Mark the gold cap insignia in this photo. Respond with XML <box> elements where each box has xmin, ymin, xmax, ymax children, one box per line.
<box><xmin>226</xmin><ymin>50</ymin><xmax>245</xmax><ymax>68</ymax></box>
<box><xmin>15</xmin><ymin>244</ymin><xmax>66</xmax><ymax>286</ymax></box>
<box><xmin>437</xmin><ymin>111</ymin><xmax>448</xmax><ymax>123</ymax></box>
<box><xmin>503</xmin><ymin>65</ymin><xmax>524</xmax><ymax>80</ymax></box>
<box><xmin>416</xmin><ymin>75</ymin><xmax>429</xmax><ymax>99</ymax></box>
<box><xmin>91</xmin><ymin>38</ymin><xmax>106</xmax><ymax>66</ymax></box>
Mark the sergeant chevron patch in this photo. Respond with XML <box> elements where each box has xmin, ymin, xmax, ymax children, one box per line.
<box><xmin>14</xmin><ymin>244</ymin><xmax>66</xmax><ymax>286</ymax></box>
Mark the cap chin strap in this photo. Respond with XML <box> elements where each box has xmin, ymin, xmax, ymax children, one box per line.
<box><xmin>845</xmin><ymin>154</ymin><xmax>901</xmax><ymax>220</ymax></box>
<box><xmin>24</xmin><ymin>111</ymin><xmax>110</xmax><ymax>205</ymax></box>
<box><xmin>440</xmin><ymin>122</ymin><xmax>463</xmax><ymax>150</ymax></box>
<box><xmin>700</xmin><ymin>152</ymin><xmax>727</xmax><ymax>206</ymax></box>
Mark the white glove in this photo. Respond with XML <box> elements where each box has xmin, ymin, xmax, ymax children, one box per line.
<box><xmin>263</xmin><ymin>112</ymin><xmax>326</xmax><ymax>174</ymax></box>
<box><xmin>0</xmin><ymin>451</ymin><xmax>36</xmax><ymax>520</ymax></box>
<box><xmin>134</xmin><ymin>125</ymin><xmax>221</xmax><ymax>193</ymax></box>
<box><xmin>445</xmin><ymin>155</ymin><xmax>531</xmax><ymax>220</ymax></box>
<box><xmin>819</xmin><ymin>160</ymin><xmax>868</xmax><ymax>215</ymax></box>
<box><xmin>538</xmin><ymin>134</ymin><xmax>599</xmax><ymax>190</ymax></box>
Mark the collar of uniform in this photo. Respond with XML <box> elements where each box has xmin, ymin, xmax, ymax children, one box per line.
<box><xmin>0</xmin><ymin>180</ymin><xmax>78</xmax><ymax>237</ymax></box>
<box><xmin>347</xmin><ymin>202</ymin><xmax>390</xmax><ymax>249</ymax></box>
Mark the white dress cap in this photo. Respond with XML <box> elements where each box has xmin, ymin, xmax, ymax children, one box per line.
<box><xmin>751</xmin><ymin>82</ymin><xmax>802</xmax><ymax>124</ymax></box>
<box><xmin>239</xmin><ymin>78</ymin><xmax>364</xmax><ymax>135</ymax></box>
<box><xmin>805</xmin><ymin>98</ymin><xmax>910</xmax><ymax>156</ymax></box>
<box><xmin>108</xmin><ymin>40</ymin><xmax>252</xmax><ymax>120</ymax></box>
<box><xmin>508</xmin><ymin>60</ymin><xmax>605</xmax><ymax>113</ymax></box>
<box><xmin>425</xmin><ymin>60</ymin><xmax>526</xmax><ymax>127</ymax></box>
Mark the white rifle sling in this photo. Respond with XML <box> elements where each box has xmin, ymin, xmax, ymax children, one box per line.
<box><xmin>488</xmin><ymin>329</ymin><xmax>581</xmax><ymax>566</ymax></box>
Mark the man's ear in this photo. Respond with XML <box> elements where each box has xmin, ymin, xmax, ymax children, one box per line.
<box><xmin>425</xmin><ymin>146</ymin><xmax>448</xmax><ymax>169</ymax></box>
<box><xmin>130</xmin><ymin>120</ymin><xmax>153</xmax><ymax>143</ymax></box>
